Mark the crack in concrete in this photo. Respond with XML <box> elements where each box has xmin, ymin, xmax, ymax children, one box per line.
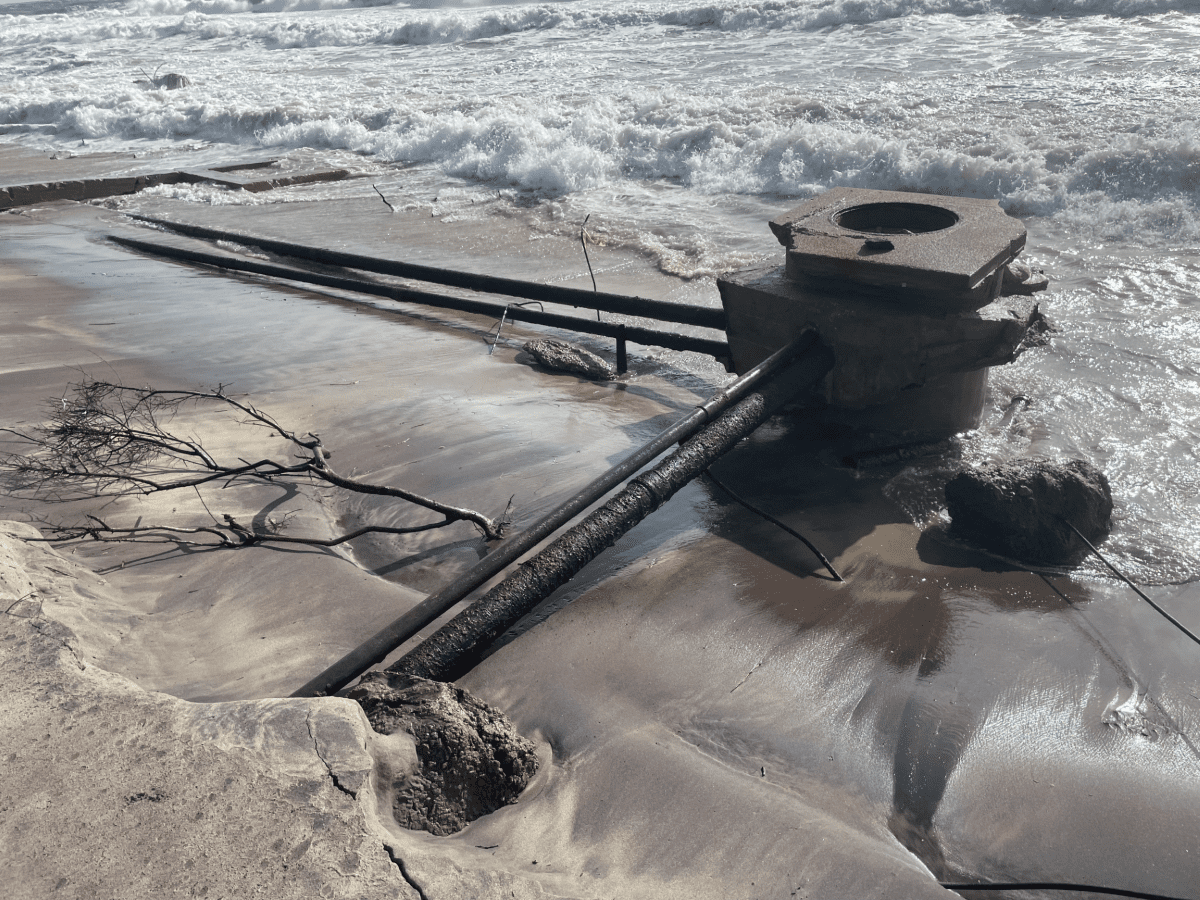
<box><xmin>304</xmin><ymin>712</ymin><xmax>357</xmax><ymax>800</ymax></box>
<box><xmin>384</xmin><ymin>843</ymin><xmax>430</xmax><ymax>900</ymax></box>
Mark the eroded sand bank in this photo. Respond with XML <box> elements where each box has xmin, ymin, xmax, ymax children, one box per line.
<box><xmin>3</xmin><ymin>156</ymin><xmax>1200</xmax><ymax>898</ymax></box>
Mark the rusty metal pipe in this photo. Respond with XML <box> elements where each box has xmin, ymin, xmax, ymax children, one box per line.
<box><xmin>109</xmin><ymin>235</ymin><xmax>730</xmax><ymax>359</ymax></box>
<box><xmin>126</xmin><ymin>214</ymin><xmax>728</xmax><ymax>331</ymax></box>
<box><xmin>290</xmin><ymin>331</ymin><xmax>824</xmax><ymax>697</ymax></box>
<box><xmin>388</xmin><ymin>335</ymin><xmax>834</xmax><ymax>683</ymax></box>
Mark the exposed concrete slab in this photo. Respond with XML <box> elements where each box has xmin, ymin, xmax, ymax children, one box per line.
<box><xmin>176</xmin><ymin>167</ymin><xmax>351</xmax><ymax>194</ymax></box>
<box><xmin>0</xmin><ymin>156</ymin><xmax>350</xmax><ymax>209</ymax></box>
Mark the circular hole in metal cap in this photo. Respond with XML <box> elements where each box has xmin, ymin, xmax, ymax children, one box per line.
<box><xmin>834</xmin><ymin>202</ymin><xmax>959</xmax><ymax>235</ymax></box>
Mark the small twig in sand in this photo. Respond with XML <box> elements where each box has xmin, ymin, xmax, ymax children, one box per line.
<box><xmin>373</xmin><ymin>184</ymin><xmax>396</xmax><ymax>213</ymax></box>
<box><xmin>193</xmin><ymin>485</ymin><xmax>220</xmax><ymax>525</ymax></box>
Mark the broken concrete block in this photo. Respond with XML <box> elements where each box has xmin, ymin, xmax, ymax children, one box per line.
<box><xmin>945</xmin><ymin>458</ymin><xmax>1113</xmax><ymax>565</ymax></box>
<box><xmin>1001</xmin><ymin>258</ymin><xmax>1049</xmax><ymax>296</ymax></box>
<box><xmin>522</xmin><ymin>338</ymin><xmax>615</xmax><ymax>380</ymax></box>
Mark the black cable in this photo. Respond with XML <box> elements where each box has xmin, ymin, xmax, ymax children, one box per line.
<box><xmin>1064</xmin><ymin>520</ymin><xmax>1200</xmax><ymax>649</ymax></box>
<box><xmin>703</xmin><ymin>468</ymin><xmax>842</xmax><ymax>582</ymax></box>
<box><xmin>941</xmin><ymin>880</ymin><xmax>1193</xmax><ymax>900</ymax></box>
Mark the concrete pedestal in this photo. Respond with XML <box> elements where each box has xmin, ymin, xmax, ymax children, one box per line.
<box><xmin>718</xmin><ymin>265</ymin><xmax>1029</xmax><ymax>443</ymax></box>
<box><xmin>718</xmin><ymin>188</ymin><xmax>1032</xmax><ymax>444</ymax></box>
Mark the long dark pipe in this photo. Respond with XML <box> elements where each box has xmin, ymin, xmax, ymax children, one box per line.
<box><xmin>109</xmin><ymin>235</ymin><xmax>730</xmax><ymax>359</ymax></box>
<box><xmin>390</xmin><ymin>335</ymin><xmax>835</xmax><ymax>683</ymax></box>
<box><xmin>126</xmin><ymin>214</ymin><xmax>727</xmax><ymax>331</ymax></box>
<box><xmin>290</xmin><ymin>330</ymin><xmax>823</xmax><ymax>697</ymax></box>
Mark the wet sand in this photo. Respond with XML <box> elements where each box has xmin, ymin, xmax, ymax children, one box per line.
<box><xmin>3</xmin><ymin>152</ymin><xmax>1200</xmax><ymax>898</ymax></box>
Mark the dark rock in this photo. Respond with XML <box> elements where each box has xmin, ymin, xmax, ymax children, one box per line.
<box><xmin>136</xmin><ymin>73</ymin><xmax>191</xmax><ymax>90</ymax></box>
<box><xmin>348</xmin><ymin>671</ymin><xmax>539</xmax><ymax>836</ymax></box>
<box><xmin>1001</xmin><ymin>258</ymin><xmax>1049</xmax><ymax>296</ymax></box>
<box><xmin>523</xmin><ymin>338</ymin><xmax>615</xmax><ymax>380</ymax></box>
<box><xmin>155</xmin><ymin>73</ymin><xmax>191</xmax><ymax>89</ymax></box>
<box><xmin>945</xmin><ymin>458</ymin><xmax>1112</xmax><ymax>565</ymax></box>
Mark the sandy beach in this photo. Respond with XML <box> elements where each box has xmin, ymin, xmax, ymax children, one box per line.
<box><xmin>4</xmin><ymin>148</ymin><xmax>1200</xmax><ymax>899</ymax></box>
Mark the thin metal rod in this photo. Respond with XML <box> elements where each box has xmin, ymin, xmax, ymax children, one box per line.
<box><xmin>488</xmin><ymin>306</ymin><xmax>509</xmax><ymax>355</ymax></box>
<box><xmin>290</xmin><ymin>331</ymin><xmax>822</xmax><ymax>697</ymax></box>
<box><xmin>1065</xmin><ymin>521</ymin><xmax>1200</xmax><ymax>648</ymax></box>
<box><xmin>704</xmin><ymin>468</ymin><xmax>842</xmax><ymax>581</ymax></box>
<box><xmin>109</xmin><ymin>235</ymin><xmax>730</xmax><ymax>359</ymax></box>
<box><xmin>126</xmin><ymin>214</ymin><xmax>727</xmax><ymax>331</ymax></box>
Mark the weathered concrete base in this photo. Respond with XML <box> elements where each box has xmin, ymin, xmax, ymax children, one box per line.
<box><xmin>816</xmin><ymin>369</ymin><xmax>989</xmax><ymax>444</ymax></box>
<box><xmin>768</xmin><ymin>188</ymin><xmax>1027</xmax><ymax>311</ymax></box>
<box><xmin>718</xmin><ymin>265</ymin><xmax>1034</xmax><ymax>441</ymax></box>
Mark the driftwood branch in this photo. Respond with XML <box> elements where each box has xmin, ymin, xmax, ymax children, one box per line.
<box><xmin>1</xmin><ymin>378</ymin><xmax>509</xmax><ymax>546</ymax></box>
<box><xmin>23</xmin><ymin>513</ymin><xmax>462</xmax><ymax>549</ymax></box>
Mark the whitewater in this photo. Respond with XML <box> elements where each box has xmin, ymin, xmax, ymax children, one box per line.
<box><xmin>2</xmin><ymin>0</ymin><xmax>1200</xmax><ymax>585</ymax></box>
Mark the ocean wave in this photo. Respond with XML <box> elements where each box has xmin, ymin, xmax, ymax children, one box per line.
<box><xmin>6</xmin><ymin>0</ymin><xmax>1196</xmax><ymax>55</ymax></box>
<box><xmin>2</xmin><ymin>5</ymin><xmax>578</xmax><ymax>48</ymax></box>
<box><xmin>656</xmin><ymin>0</ymin><xmax>1200</xmax><ymax>32</ymax></box>
<box><xmin>5</xmin><ymin>80</ymin><xmax>1195</xmax><ymax>245</ymax></box>
<box><xmin>108</xmin><ymin>0</ymin><xmax>1200</xmax><ymax>32</ymax></box>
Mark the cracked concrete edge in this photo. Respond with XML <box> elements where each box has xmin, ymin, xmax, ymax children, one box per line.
<box><xmin>0</xmin><ymin>521</ymin><xmax>413</xmax><ymax>898</ymax></box>
<box><xmin>0</xmin><ymin>522</ymin><xmax>573</xmax><ymax>900</ymax></box>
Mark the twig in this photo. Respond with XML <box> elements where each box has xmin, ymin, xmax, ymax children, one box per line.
<box><xmin>193</xmin><ymin>485</ymin><xmax>220</xmax><ymax>525</ymax></box>
<box><xmin>579</xmin><ymin>214</ymin><xmax>599</xmax><ymax>320</ymax></box>
<box><xmin>26</xmin><ymin>518</ymin><xmax>458</xmax><ymax>549</ymax></box>
<box><xmin>373</xmin><ymin>184</ymin><xmax>396</xmax><ymax>213</ymax></box>
<box><xmin>2</xmin><ymin>377</ymin><xmax>510</xmax><ymax>542</ymax></box>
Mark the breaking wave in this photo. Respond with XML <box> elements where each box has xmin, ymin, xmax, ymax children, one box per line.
<box><xmin>4</xmin><ymin>80</ymin><xmax>1197</xmax><ymax>245</ymax></box>
<box><xmin>8</xmin><ymin>0</ymin><xmax>1200</xmax><ymax>34</ymax></box>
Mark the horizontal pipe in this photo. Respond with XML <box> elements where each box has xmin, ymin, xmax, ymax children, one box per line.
<box><xmin>390</xmin><ymin>335</ymin><xmax>835</xmax><ymax>682</ymax></box>
<box><xmin>290</xmin><ymin>330</ymin><xmax>821</xmax><ymax>697</ymax></box>
<box><xmin>109</xmin><ymin>235</ymin><xmax>731</xmax><ymax>359</ymax></box>
<box><xmin>127</xmin><ymin>214</ymin><xmax>728</xmax><ymax>331</ymax></box>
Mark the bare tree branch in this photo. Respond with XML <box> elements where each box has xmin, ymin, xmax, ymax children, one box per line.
<box><xmin>21</xmin><ymin>513</ymin><xmax>462</xmax><ymax>549</ymax></box>
<box><xmin>1</xmin><ymin>378</ymin><xmax>510</xmax><ymax>546</ymax></box>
